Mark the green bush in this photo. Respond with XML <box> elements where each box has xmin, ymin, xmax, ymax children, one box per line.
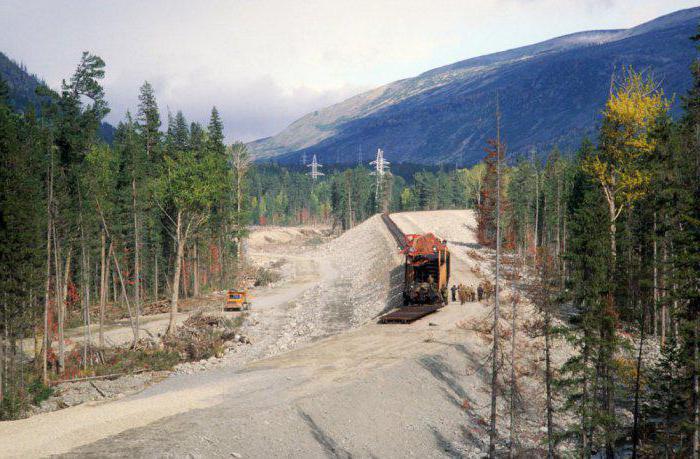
<box><xmin>0</xmin><ymin>390</ymin><xmax>25</xmax><ymax>421</ymax></box>
<box><xmin>254</xmin><ymin>267</ymin><xmax>282</xmax><ymax>286</ymax></box>
<box><xmin>28</xmin><ymin>378</ymin><xmax>53</xmax><ymax>405</ymax></box>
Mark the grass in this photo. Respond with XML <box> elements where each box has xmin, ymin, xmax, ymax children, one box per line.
<box><xmin>92</xmin><ymin>348</ymin><xmax>181</xmax><ymax>376</ymax></box>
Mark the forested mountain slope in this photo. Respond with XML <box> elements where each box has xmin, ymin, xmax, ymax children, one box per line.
<box><xmin>248</xmin><ymin>7</ymin><xmax>700</xmax><ymax>165</ymax></box>
<box><xmin>0</xmin><ymin>51</ymin><xmax>115</xmax><ymax>143</ymax></box>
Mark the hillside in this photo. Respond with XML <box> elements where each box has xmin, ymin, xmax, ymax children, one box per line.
<box><xmin>248</xmin><ymin>7</ymin><xmax>700</xmax><ymax>165</ymax></box>
<box><xmin>0</xmin><ymin>52</ymin><xmax>115</xmax><ymax>143</ymax></box>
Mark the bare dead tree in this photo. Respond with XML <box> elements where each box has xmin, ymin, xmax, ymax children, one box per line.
<box><xmin>42</xmin><ymin>149</ymin><xmax>54</xmax><ymax>383</ymax></box>
<box><xmin>489</xmin><ymin>93</ymin><xmax>503</xmax><ymax>459</ymax></box>
<box><xmin>509</xmin><ymin>257</ymin><xmax>522</xmax><ymax>457</ymax></box>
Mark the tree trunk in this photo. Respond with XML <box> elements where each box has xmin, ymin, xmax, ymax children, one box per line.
<box><xmin>96</xmin><ymin>197</ymin><xmax>138</xmax><ymax>346</ymax></box>
<box><xmin>562</xmin><ymin>216</ymin><xmax>567</xmax><ymax>284</ymax></box>
<box><xmin>52</xmin><ymin>224</ymin><xmax>61</xmax><ymax>375</ymax></box>
<box><xmin>542</xmin><ymin>193</ymin><xmax>548</xmax><ymax>250</ymax></box>
<box><xmin>545</xmin><ymin>308</ymin><xmax>554</xmax><ymax>459</ymax></box>
<box><xmin>534</xmin><ymin>169</ymin><xmax>539</xmax><ymax>251</ymax></box>
<box><xmin>581</xmin><ymin>324</ymin><xmax>591</xmax><ymax>458</ymax></box>
<box><xmin>99</xmin><ymin>230</ymin><xmax>106</xmax><ymax>347</ymax></box>
<box><xmin>58</xmin><ymin>249</ymin><xmax>71</xmax><ymax>374</ymax></box>
<box><xmin>653</xmin><ymin>213</ymin><xmax>658</xmax><ymax>340</ymax></box>
<box><xmin>154</xmin><ymin>248</ymin><xmax>159</xmax><ymax>301</ymax></box>
<box><xmin>42</xmin><ymin>153</ymin><xmax>54</xmax><ymax>383</ymax></box>
<box><xmin>0</xmin><ymin>304</ymin><xmax>4</xmax><ymax>402</ymax></box>
<box><xmin>661</xmin><ymin>241</ymin><xmax>668</xmax><ymax>347</ymax></box>
<box><xmin>182</xmin><ymin>248</ymin><xmax>189</xmax><ymax>299</ymax></box>
<box><xmin>605</xmin><ymin>200</ymin><xmax>617</xmax><ymax>459</ymax></box>
<box><xmin>80</xmin><ymin>228</ymin><xmax>90</xmax><ymax>370</ymax></box>
<box><xmin>110</xmin><ymin>244</ymin><xmax>137</xmax><ymax>345</ymax></box>
<box><xmin>694</xmin><ymin>316</ymin><xmax>699</xmax><ymax>459</ymax></box>
<box><xmin>631</xmin><ymin>299</ymin><xmax>646</xmax><ymax>459</ymax></box>
<box><xmin>1</xmin><ymin>303</ymin><xmax>6</xmax><ymax>403</ymax></box>
<box><xmin>219</xmin><ymin>236</ymin><xmax>226</xmax><ymax>290</ymax></box>
<box><xmin>112</xmin><ymin>261</ymin><xmax>118</xmax><ymax>304</ymax></box>
<box><xmin>167</xmin><ymin>211</ymin><xmax>184</xmax><ymax>335</ymax></box>
<box><xmin>556</xmin><ymin>173</ymin><xmax>561</xmax><ymax>259</ymax></box>
<box><xmin>608</xmin><ymin>202</ymin><xmax>617</xmax><ymax>261</ymax></box>
<box><xmin>489</xmin><ymin>110</ymin><xmax>502</xmax><ymax>459</ymax></box>
<box><xmin>509</xmin><ymin>283</ymin><xmax>518</xmax><ymax>458</ymax></box>
<box><xmin>193</xmin><ymin>241</ymin><xmax>200</xmax><ymax>297</ymax></box>
<box><xmin>132</xmin><ymin>177</ymin><xmax>140</xmax><ymax>343</ymax></box>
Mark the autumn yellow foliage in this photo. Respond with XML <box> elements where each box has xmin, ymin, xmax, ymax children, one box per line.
<box><xmin>584</xmin><ymin>67</ymin><xmax>669</xmax><ymax>222</ymax></box>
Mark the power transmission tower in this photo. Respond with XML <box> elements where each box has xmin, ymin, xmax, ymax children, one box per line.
<box><xmin>307</xmin><ymin>154</ymin><xmax>324</xmax><ymax>181</ymax></box>
<box><xmin>370</xmin><ymin>148</ymin><xmax>390</xmax><ymax>211</ymax></box>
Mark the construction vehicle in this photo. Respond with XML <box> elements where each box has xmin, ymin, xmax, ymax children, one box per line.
<box><xmin>379</xmin><ymin>213</ymin><xmax>451</xmax><ymax>323</ymax></box>
<box><xmin>225</xmin><ymin>289</ymin><xmax>251</xmax><ymax>311</ymax></box>
<box><xmin>402</xmin><ymin>233</ymin><xmax>450</xmax><ymax>306</ymax></box>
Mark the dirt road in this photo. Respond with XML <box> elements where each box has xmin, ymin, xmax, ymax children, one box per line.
<box><xmin>0</xmin><ymin>211</ymin><xmax>549</xmax><ymax>458</ymax></box>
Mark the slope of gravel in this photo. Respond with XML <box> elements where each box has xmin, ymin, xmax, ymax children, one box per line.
<box><xmin>262</xmin><ymin>214</ymin><xmax>404</xmax><ymax>352</ymax></box>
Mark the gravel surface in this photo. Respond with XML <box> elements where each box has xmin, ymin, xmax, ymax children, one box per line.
<box><xmin>1</xmin><ymin>211</ymin><xmax>561</xmax><ymax>458</ymax></box>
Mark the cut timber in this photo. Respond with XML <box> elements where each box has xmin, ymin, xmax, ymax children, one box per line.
<box><xmin>378</xmin><ymin>305</ymin><xmax>441</xmax><ymax>324</ymax></box>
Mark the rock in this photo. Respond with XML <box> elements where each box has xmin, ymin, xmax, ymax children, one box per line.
<box><xmin>230</xmin><ymin>453</ymin><xmax>242</xmax><ymax>458</ymax></box>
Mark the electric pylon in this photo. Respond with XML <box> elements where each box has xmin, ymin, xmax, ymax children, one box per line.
<box><xmin>307</xmin><ymin>154</ymin><xmax>324</xmax><ymax>180</ymax></box>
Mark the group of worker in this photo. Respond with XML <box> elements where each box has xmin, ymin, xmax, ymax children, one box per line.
<box><xmin>449</xmin><ymin>280</ymin><xmax>494</xmax><ymax>305</ymax></box>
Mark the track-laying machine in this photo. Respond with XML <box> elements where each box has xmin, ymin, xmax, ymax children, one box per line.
<box><xmin>402</xmin><ymin>233</ymin><xmax>450</xmax><ymax>306</ymax></box>
<box><xmin>379</xmin><ymin>213</ymin><xmax>451</xmax><ymax>324</ymax></box>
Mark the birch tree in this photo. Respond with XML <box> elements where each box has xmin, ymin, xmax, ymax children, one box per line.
<box><xmin>156</xmin><ymin>130</ymin><xmax>229</xmax><ymax>334</ymax></box>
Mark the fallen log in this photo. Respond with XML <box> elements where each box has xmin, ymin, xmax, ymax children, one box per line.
<box><xmin>49</xmin><ymin>368</ymin><xmax>150</xmax><ymax>386</ymax></box>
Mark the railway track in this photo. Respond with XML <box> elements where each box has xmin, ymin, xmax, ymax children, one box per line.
<box><xmin>381</xmin><ymin>212</ymin><xmax>406</xmax><ymax>250</ymax></box>
<box><xmin>378</xmin><ymin>212</ymin><xmax>441</xmax><ymax>324</ymax></box>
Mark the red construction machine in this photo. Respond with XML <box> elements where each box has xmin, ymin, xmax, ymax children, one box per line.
<box><xmin>379</xmin><ymin>213</ymin><xmax>451</xmax><ymax>324</ymax></box>
<box><xmin>401</xmin><ymin>233</ymin><xmax>450</xmax><ymax>306</ymax></box>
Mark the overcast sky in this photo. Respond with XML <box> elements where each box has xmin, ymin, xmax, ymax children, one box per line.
<box><xmin>1</xmin><ymin>0</ymin><xmax>697</xmax><ymax>142</ymax></box>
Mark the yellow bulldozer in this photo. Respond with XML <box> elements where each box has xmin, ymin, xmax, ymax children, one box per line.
<box><xmin>224</xmin><ymin>289</ymin><xmax>251</xmax><ymax>311</ymax></box>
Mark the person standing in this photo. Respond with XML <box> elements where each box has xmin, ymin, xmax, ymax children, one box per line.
<box><xmin>451</xmin><ymin>284</ymin><xmax>457</xmax><ymax>302</ymax></box>
<box><xmin>477</xmin><ymin>284</ymin><xmax>484</xmax><ymax>302</ymax></box>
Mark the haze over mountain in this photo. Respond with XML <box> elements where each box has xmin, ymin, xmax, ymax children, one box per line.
<box><xmin>248</xmin><ymin>7</ymin><xmax>700</xmax><ymax>165</ymax></box>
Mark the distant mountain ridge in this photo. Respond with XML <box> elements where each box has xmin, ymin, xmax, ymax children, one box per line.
<box><xmin>248</xmin><ymin>7</ymin><xmax>700</xmax><ymax>165</ymax></box>
<box><xmin>0</xmin><ymin>51</ymin><xmax>115</xmax><ymax>144</ymax></box>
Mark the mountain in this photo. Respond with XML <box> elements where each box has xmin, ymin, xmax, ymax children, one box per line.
<box><xmin>248</xmin><ymin>7</ymin><xmax>700</xmax><ymax>165</ymax></box>
<box><xmin>0</xmin><ymin>51</ymin><xmax>115</xmax><ymax>144</ymax></box>
<box><xmin>0</xmin><ymin>52</ymin><xmax>49</xmax><ymax>113</ymax></box>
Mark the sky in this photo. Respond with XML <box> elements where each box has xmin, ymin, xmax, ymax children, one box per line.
<box><xmin>1</xmin><ymin>0</ymin><xmax>697</xmax><ymax>142</ymax></box>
